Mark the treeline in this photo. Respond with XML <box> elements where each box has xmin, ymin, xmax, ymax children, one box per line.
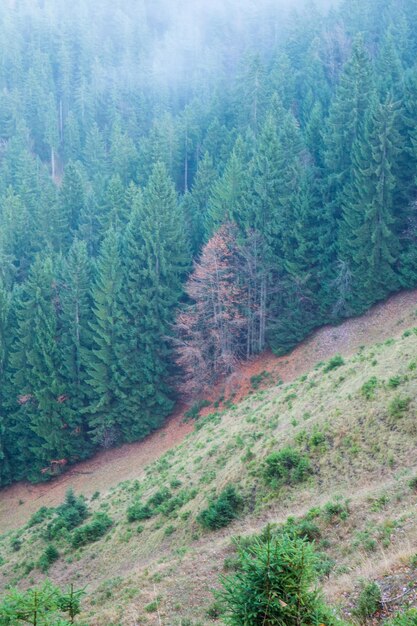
<box><xmin>2</xmin><ymin>0</ymin><xmax>417</xmax><ymax>484</ymax></box>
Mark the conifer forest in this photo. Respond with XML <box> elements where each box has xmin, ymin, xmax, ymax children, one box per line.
<box><xmin>1</xmin><ymin>0</ymin><xmax>417</xmax><ymax>486</ymax></box>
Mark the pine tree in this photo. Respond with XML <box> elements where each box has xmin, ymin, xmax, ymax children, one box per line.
<box><xmin>323</xmin><ymin>36</ymin><xmax>375</xmax><ymax>221</ymax></box>
<box><xmin>340</xmin><ymin>96</ymin><xmax>402</xmax><ymax>310</ymax></box>
<box><xmin>207</xmin><ymin>136</ymin><xmax>251</xmax><ymax>235</ymax></box>
<box><xmin>59</xmin><ymin>161</ymin><xmax>88</xmax><ymax>238</ymax></box>
<box><xmin>10</xmin><ymin>256</ymin><xmax>73</xmax><ymax>480</ymax></box>
<box><xmin>87</xmin><ymin>228</ymin><xmax>124</xmax><ymax>447</ymax></box>
<box><xmin>101</xmin><ymin>174</ymin><xmax>129</xmax><ymax>231</ymax></box>
<box><xmin>109</xmin><ymin>118</ymin><xmax>138</xmax><ymax>185</ymax></box>
<box><xmin>0</xmin><ymin>279</ymin><xmax>12</xmax><ymax>486</ymax></box>
<box><xmin>116</xmin><ymin>163</ymin><xmax>189</xmax><ymax>437</ymax></box>
<box><xmin>59</xmin><ymin>239</ymin><xmax>94</xmax><ymax>458</ymax></box>
<box><xmin>183</xmin><ymin>152</ymin><xmax>217</xmax><ymax>255</ymax></box>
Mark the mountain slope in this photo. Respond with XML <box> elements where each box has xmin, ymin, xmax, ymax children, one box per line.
<box><xmin>1</xmin><ymin>289</ymin><xmax>417</xmax><ymax>533</ymax></box>
<box><xmin>1</xmin><ymin>289</ymin><xmax>417</xmax><ymax>624</ymax></box>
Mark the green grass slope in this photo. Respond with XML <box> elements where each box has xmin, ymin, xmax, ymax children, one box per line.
<box><xmin>2</xmin><ymin>328</ymin><xmax>417</xmax><ymax>624</ymax></box>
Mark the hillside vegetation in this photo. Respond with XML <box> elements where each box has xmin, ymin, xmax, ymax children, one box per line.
<box><xmin>3</xmin><ymin>0</ymin><xmax>417</xmax><ymax>486</ymax></box>
<box><xmin>2</xmin><ymin>302</ymin><xmax>417</xmax><ymax>624</ymax></box>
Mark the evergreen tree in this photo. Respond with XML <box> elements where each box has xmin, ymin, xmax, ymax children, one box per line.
<box><xmin>183</xmin><ymin>152</ymin><xmax>217</xmax><ymax>255</ymax></box>
<box><xmin>340</xmin><ymin>96</ymin><xmax>403</xmax><ymax>310</ymax></box>
<box><xmin>87</xmin><ymin>228</ymin><xmax>124</xmax><ymax>447</ymax></box>
<box><xmin>59</xmin><ymin>161</ymin><xmax>88</xmax><ymax>239</ymax></box>
<box><xmin>59</xmin><ymin>239</ymin><xmax>93</xmax><ymax>457</ymax></box>
<box><xmin>10</xmin><ymin>256</ymin><xmax>73</xmax><ymax>481</ymax></box>
<box><xmin>323</xmin><ymin>36</ymin><xmax>375</xmax><ymax>222</ymax></box>
<box><xmin>116</xmin><ymin>163</ymin><xmax>190</xmax><ymax>437</ymax></box>
<box><xmin>0</xmin><ymin>279</ymin><xmax>12</xmax><ymax>486</ymax></box>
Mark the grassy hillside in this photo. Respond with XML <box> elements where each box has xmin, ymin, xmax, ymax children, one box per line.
<box><xmin>2</xmin><ymin>298</ymin><xmax>417</xmax><ymax>624</ymax></box>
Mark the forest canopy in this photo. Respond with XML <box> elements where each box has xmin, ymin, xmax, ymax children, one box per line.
<box><xmin>1</xmin><ymin>0</ymin><xmax>417</xmax><ymax>485</ymax></box>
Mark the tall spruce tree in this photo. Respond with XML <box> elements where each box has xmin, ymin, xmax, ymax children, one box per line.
<box><xmin>10</xmin><ymin>256</ymin><xmax>73</xmax><ymax>481</ymax></box>
<box><xmin>116</xmin><ymin>163</ymin><xmax>190</xmax><ymax>438</ymax></box>
<box><xmin>0</xmin><ymin>279</ymin><xmax>12</xmax><ymax>486</ymax></box>
<box><xmin>87</xmin><ymin>228</ymin><xmax>124</xmax><ymax>447</ymax></box>
<box><xmin>323</xmin><ymin>36</ymin><xmax>375</xmax><ymax>223</ymax></box>
<box><xmin>340</xmin><ymin>96</ymin><xmax>403</xmax><ymax>310</ymax></box>
<box><xmin>59</xmin><ymin>239</ymin><xmax>93</xmax><ymax>457</ymax></box>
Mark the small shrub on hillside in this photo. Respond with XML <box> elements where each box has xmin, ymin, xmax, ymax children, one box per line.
<box><xmin>315</xmin><ymin>552</ymin><xmax>336</xmax><ymax>579</ymax></box>
<box><xmin>28</xmin><ymin>506</ymin><xmax>52</xmax><ymax>527</ymax></box>
<box><xmin>194</xmin><ymin>412</ymin><xmax>222</xmax><ymax>431</ymax></box>
<box><xmin>323</xmin><ymin>355</ymin><xmax>344</xmax><ymax>372</ymax></box>
<box><xmin>388</xmin><ymin>395</ymin><xmax>410</xmax><ymax>420</ymax></box>
<box><xmin>147</xmin><ymin>488</ymin><xmax>172</xmax><ymax>508</ymax></box>
<box><xmin>263</xmin><ymin>447</ymin><xmax>311</xmax><ymax>487</ymax></box>
<box><xmin>353</xmin><ymin>581</ymin><xmax>382</xmax><ymax>619</ymax></box>
<box><xmin>0</xmin><ymin>581</ymin><xmax>84</xmax><ymax>625</ymax></box>
<box><xmin>184</xmin><ymin>399</ymin><xmax>211</xmax><ymax>420</ymax></box>
<box><xmin>354</xmin><ymin>530</ymin><xmax>377</xmax><ymax>552</ymax></box>
<box><xmin>308</xmin><ymin>429</ymin><xmax>327</xmax><ymax>450</ymax></box>
<box><xmin>197</xmin><ymin>485</ymin><xmax>243</xmax><ymax>530</ymax></box>
<box><xmin>38</xmin><ymin>544</ymin><xmax>59</xmax><ymax>572</ymax></box>
<box><xmin>11</xmin><ymin>538</ymin><xmax>22</xmax><ymax>552</ymax></box>
<box><xmin>45</xmin><ymin>489</ymin><xmax>88</xmax><ymax>540</ymax></box>
<box><xmin>322</xmin><ymin>499</ymin><xmax>349</xmax><ymax>522</ymax></box>
<box><xmin>250</xmin><ymin>371</ymin><xmax>271</xmax><ymax>389</ymax></box>
<box><xmin>71</xmin><ymin>513</ymin><xmax>113</xmax><ymax>548</ymax></box>
<box><xmin>369</xmin><ymin>494</ymin><xmax>389</xmax><ymax>512</ymax></box>
<box><xmin>387</xmin><ymin>376</ymin><xmax>402</xmax><ymax>388</ymax></box>
<box><xmin>127</xmin><ymin>501</ymin><xmax>153</xmax><ymax>522</ymax></box>
<box><xmin>409</xmin><ymin>476</ymin><xmax>417</xmax><ymax>491</ymax></box>
<box><xmin>157</xmin><ymin>488</ymin><xmax>197</xmax><ymax>516</ymax></box>
<box><xmin>217</xmin><ymin>531</ymin><xmax>341</xmax><ymax>626</ymax></box>
<box><xmin>144</xmin><ymin>600</ymin><xmax>159</xmax><ymax>612</ymax></box>
<box><xmin>284</xmin><ymin>517</ymin><xmax>321</xmax><ymax>542</ymax></box>
<box><xmin>361</xmin><ymin>377</ymin><xmax>378</xmax><ymax>400</ymax></box>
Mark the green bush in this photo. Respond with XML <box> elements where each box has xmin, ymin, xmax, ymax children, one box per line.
<box><xmin>388</xmin><ymin>395</ymin><xmax>410</xmax><ymax>420</ymax></box>
<box><xmin>38</xmin><ymin>544</ymin><xmax>59</xmax><ymax>572</ymax></box>
<box><xmin>197</xmin><ymin>485</ymin><xmax>243</xmax><ymax>530</ymax></box>
<box><xmin>315</xmin><ymin>552</ymin><xmax>336</xmax><ymax>579</ymax></box>
<box><xmin>387</xmin><ymin>376</ymin><xmax>402</xmax><ymax>388</ymax></box>
<box><xmin>27</xmin><ymin>506</ymin><xmax>52</xmax><ymax>527</ymax></box>
<box><xmin>322</xmin><ymin>500</ymin><xmax>349</xmax><ymax>522</ymax></box>
<box><xmin>0</xmin><ymin>580</ymin><xmax>84</xmax><ymax>625</ymax></box>
<box><xmin>284</xmin><ymin>517</ymin><xmax>321</xmax><ymax>542</ymax></box>
<box><xmin>323</xmin><ymin>355</ymin><xmax>344</xmax><ymax>372</ymax></box>
<box><xmin>263</xmin><ymin>447</ymin><xmax>311</xmax><ymax>487</ymax></box>
<box><xmin>127</xmin><ymin>501</ymin><xmax>153</xmax><ymax>522</ymax></box>
<box><xmin>71</xmin><ymin>513</ymin><xmax>113</xmax><ymax>548</ymax></box>
<box><xmin>361</xmin><ymin>377</ymin><xmax>378</xmax><ymax>400</ymax></box>
<box><xmin>11</xmin><ymin>538</ymin><xmax>22</xmax><ymax>552</ymax></box>
<box><xmin>147</xmin><ymin>487</ymin><xmax>172</xmax><ymax>508</ymax></box>
<box><xmin>45</xmin><ymin>489</ymin><xmax>88</xmax><ymax>540</ymax></box>
<box><xmin>184</xmin><ymin>399</ymin><xmax>211</xmax><ymax>420</ymax></box>
<box><xmin>217</xmin><ymin>531</ymin><xmax>342</xmax><ymax>626</ymax></box>
<box><xmin>353</xmin><ymin>580</ymin><xmax>382</xmax><ymax>619</ymax></box>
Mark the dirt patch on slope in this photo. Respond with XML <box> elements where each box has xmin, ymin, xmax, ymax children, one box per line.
<box><xmin>0</xmin><ymin>410</ymin><xmax>193</xmax><ymax>532</ymax></box>
<box><xmin>1</xmin><ymin>289</ymin><xmax>416</xmax><ymax>533</ymax></box>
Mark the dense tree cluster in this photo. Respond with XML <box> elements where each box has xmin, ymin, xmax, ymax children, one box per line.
<box><xmin>1</xmin><ymin>0</ymin><xmax>417</xmax><ymax>484</ymax></box>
